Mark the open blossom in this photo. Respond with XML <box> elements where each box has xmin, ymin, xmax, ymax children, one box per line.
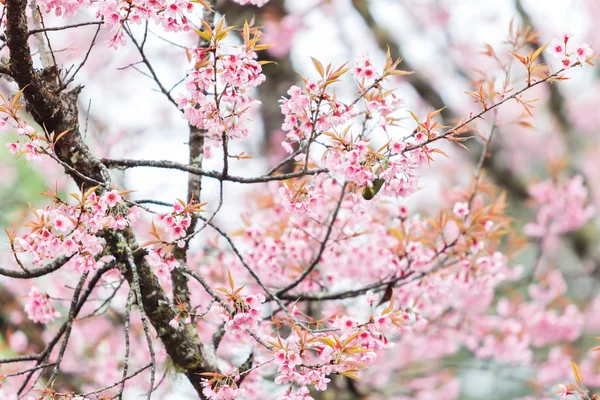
<box><xmin>548</xmin><ymin>39</ymin><xmax>565</xmax><ymax>58</ymax></box>
<box><xmin>101</xmin><ymin>190</ymin><xmax>122</xmax><ymax>208</ymax></box>
<box><xmin>22</xmin><ymin>140</ymin><xmax>41</xmax><ymax>160</ymax></box>
<box><xmin>353</xmin><ymin>54</ymin><xmax>377</xmax><ymax>80</ymax></box>
<box><xmin>366</xmin><ymin>290</ymin><xmax>379</xmax><ymax>306</ymax></box>
<box><xmin>389</xmin><ymin>138</ymin><xmax>406</xmax><ymax>155</ymax></box>
<box><xmin>5</xmin><ymin>142</ymin><xmax>19</xmax><ymax>154</ymax></box>
<box><xmin>16</xmin><ymin>124</ymin><xmax>35</xmax><ymax>136</ymax></box>
<box><xmin>453</xmin><ymin>202</ymin><xmax>470</xmax><ymax>218</ymax></box>
<box><xmin>24</xmin><ymin>287</ymin><xmax>61</xmax><ymax>324</ymax></box>
<box><xmin>107</xmin><ymin>31</ymin><xmax>127</xmax><ymax>49</ymax></box>
<box><xmin>556</xmin><ymin>384</ymin><xmax>573</xmax><ymax>399</ymax></box>
<box><xmin>561</xmin><ymin>56</ymin><xmax>574</xmax><ymax>69</ymax></box>
<box><xmin>575</xmin><ymin>43</ymin><xmax>593</xmax><ymax>62</ymax></box>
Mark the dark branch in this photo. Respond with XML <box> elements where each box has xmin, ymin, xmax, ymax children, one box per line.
<box><xmin>0</xmin><ymin>255</ymin><xmax>72</xmax><ymax>279</ymax></box>
<box><xmin>101</xmin><ymin>157</ymin><xmax>327</xmax><ymax>183</ymax></box>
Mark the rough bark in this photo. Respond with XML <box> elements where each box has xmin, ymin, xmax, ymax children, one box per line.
<box><xmin>5</xmin><ymin>0</ymin><xmax>219</xmax><ymax>395</ymax></box>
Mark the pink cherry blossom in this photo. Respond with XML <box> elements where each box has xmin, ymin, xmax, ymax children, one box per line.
<box><xmin>0</xmin><ymin>17</ymin><xmax>598</xmax><ymax>400</ymax></box>
<box><xmin>557</xmin><ymin>384</ymin><xmax>573</xmax><ymax>399</ymax></box>
<box><xmin>561</xmin><ymin>56</ymin><xmax>574</xmax><ymax>68</ymax></box>
<box><xmin>354</xmin><ymin>54</ymin><xmax>377</xmax><ymax>80</ymax></box>
<box><xmin>24</xmin><ymin>286</ymin><xmax>61</xmax><ymax>324</ymax></box>
<box><xmin>548</xmin><ymin>39</ymin><xmax>565</xmax><ymax>58</ymax></box>
<box><xmin>101</xmin><ymin>190</ymin><xmax>122</xmax><ymax>208</ymax></box>
<box><xmin>5</xmin><ymin>142</ymin><xmax>19</xmax><ymax>154</ymax></box>
<box><xmin>575</xmin><ymin>43</ymin><xmax>593</xmax><ymax>62</ymax></box>
<box><xmin>524</xmin><ymin>175</ymin><xmax>595</xmax><ymax>251</ymax></box>
<box><xmin>453</xmin><ymin>202</ymin><xmax>470</xmax><ymax>218</ymax></box>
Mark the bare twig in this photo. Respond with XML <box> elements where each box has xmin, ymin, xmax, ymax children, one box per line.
<box><xmin>81</xmin><ymin>363</ymin><xmax>152</xmax><ymax>397</ymax></box>
<box><xmin>276</xmin><ymin>182</ymin><xmax>348</xmax><ymax>296</ymax></box>
<box><xmin>47</xmin><ymin>272</ymin><xmax>89</xmax><ymax>383</ymax></box>
<box><xmin>120</xmin><ymin>235</ymin><xmax>156</xmax><ymax>400</ymax></box>
<box><xmin>101</xmin><ymin>157</ymin><xmax>327</xmax><ymax>183</ymax></box>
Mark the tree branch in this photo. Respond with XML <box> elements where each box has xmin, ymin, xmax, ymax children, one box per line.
<box><xmin>0</xmin><ymin>255</ymin><xmax>72</xmax><ymax>278</ymax></box>
<box><xmin>101</xmin><ymin>157</ymin><xmax>327</xmax><ymax>183</ymax></box>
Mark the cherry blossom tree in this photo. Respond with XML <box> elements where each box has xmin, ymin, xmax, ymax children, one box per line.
<box><xmin>0</xmin><ymin>0</ymin><xmax>599</xmax><ymax>399</ymax></box>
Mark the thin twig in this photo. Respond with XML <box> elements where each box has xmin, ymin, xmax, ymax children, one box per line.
<box><xmin>117</xmin><ymin>290</ymin><xmax>134</xmax><ymax>399</ymax></box>
<box><xmin>62</xmin><ymin>23</ymin><xmax>102</xmax><ymax>89</ymax></box>
<box><xmin>101</xmin><ymin>157</ymin><xmax>327</xmax><ymax>184</ymax></box>
<box><xmin>401</xmin><ymin>69</ymin><xmax>567</xmax><ymax>154</ymax></box>
<box><xmin>120</xmin><ymin>234</ymin><xmax>156</xmax><ymax>400</ymax></box>
<box><xmin>47</xmin><ymin>272</ymin><xmax>89</xmax><ymax>383</ymax></box>
<box><xmin>124</xmin><ymin>26</ymin><xmax>180</xmax><ymax>109</ymax></box>
<box><xmin>276</xmin><ymin>182</ymin><xmax>348</xmax><ymax>296</ymax></box>
<box><xmin>80</xmin><ymin>363</ymin><xmax>152</xmax><ymax>397</ymax></box>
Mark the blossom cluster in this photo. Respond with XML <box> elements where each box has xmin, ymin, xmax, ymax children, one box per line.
<box><xmin>524</xmin><ymin>175</ymin><xmax>595</xmax><ymax>249</ymax></box>
<box><xmin>268</xmin><ymin>298</ymin><xmax>408</xmax><ymax>400</ymax></box>
<box><xmin>200</xmin><ymin>372</ymin><xmax>246</xmax><ymax>400</ymax></box>
<box><xmin>28</xmin><ymin>0</ymin><xmax>269</xmax><ymax>50</ymax></box>
<box><xmin>144</xmin><ymin>199</ymin><xmax>204</xmax><ymax>273</ymax></box>
<box><xmin>279</xmin><ymin>80</ymin><xmax>355</xmax><ymax>153</ymax></box>
<box><xmin>2</xmin><ymin>17</ymin><xmax>599</xmax><ymax>400</ymax></box>
<box><xmin>323</xmin><ymin>133</ymin><xmax>428</xmax><ymax>200</ymax></box>
<box><xmin>278</xmin><ymin>181</ymin><xmax>321</xmax><ymax>218</ymax></box>
<box><xmin>101</xmin><ymin>0</ymin><xmax>199</xmax><ymax>48</ymax></box>
<box><xmin>0</xmin><ymin>89</ymin><xmax>47</xmax><ymax>162</ymax></box>
<box><xmin>11</xmin><ymin>189</ymin><xmax>136</xmax><ymax>273</ymax></box>
<box><xmin>5</xmin><ymin>122</ymin><xmax>42</xmax><ymax>161</ymax></box>
<box><xmin>177</xmin><ymin>25</ymin><xmax>267</xmax><ymax>151</ymax></box>
<box><xmin>547</xmin><ymin>33</ymin><xmax>594</xmax><ymax>68</ymax></box>
<box><xmin>278</xmin><ymin>54</ymin><xmax>438</xmax><ymax>214</ymax></box>
<box><xmin>24</xmin><ymin>286</ymin><xmax>61</xmax><ymax>324</ymax></box>
<box><xmin>235</xmin><ymin>177</ymin><xmax>562</xmax><ymax>387</ymax></box>
<box><xmin>35</xmin><ymin>0</ymin><xmax>204</xmax><ymax>48</ymax></box>
<box><xmin>219</xmin><ymin>292</ymin><xmax>265</xmax><ymax>333</ymax></box>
